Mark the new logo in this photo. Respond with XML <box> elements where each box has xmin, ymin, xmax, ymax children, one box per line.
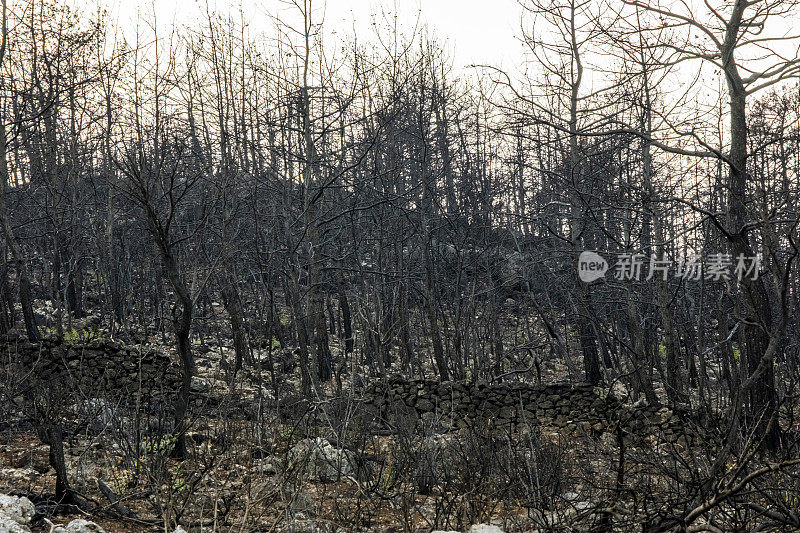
<box><xmin>578</xmin><ymin>251</ymin><xmax>608</xmax><ymax>283</ymax></box>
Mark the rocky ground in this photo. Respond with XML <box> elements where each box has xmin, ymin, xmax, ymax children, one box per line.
<box><xmin>0</xmin><ymin>302</ymin><xmax>793</xmax><ymax>532</ymax></box>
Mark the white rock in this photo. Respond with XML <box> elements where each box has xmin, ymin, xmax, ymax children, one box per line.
<box><xmin>172</xmin><ymin>527</ymin><xmax>188</xmax><ymax>533</ymax></box>
<box><xmin>287</xmin><ymin>438</ymin><xmax>356</xmax><ymax>482</ymax></box>
<box><xmin>468</xmin><ymin>526</ymin><xmax>505</xmax><ymax>533</ymax></box>
<box><xmin>0</xmin><ymin>495</ymin><xmax>35</xmax><ymax>525</ymax></box>
<box><xmin>0</xmin><ymin>515</ymin><xmax>31</xmax><ymax>533</ymax></box>
<box><xmin>60</xmin><ymin>519</ymin><xmax>106</xmax><ymax>533</ymax></box>
<box><xmin>610</xmin><ymin>381</ymin><xmax>628</xmax><ymax>398</ymax></box>
<box><xmin>190</xmin><ymin>376</ymin><xmax>211</xmax><ymax>393</ymax></box>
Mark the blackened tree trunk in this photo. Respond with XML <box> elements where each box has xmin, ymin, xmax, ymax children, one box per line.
<box><xmin>721</xmin><ymin>0</ymin><xmax>780</xmax><ymax>450</ymax></box>
<box><xmin>0</xmin><ymin>31</ymin><xmax>38</xmax><ymax>341</ymax></box>
<box><xmin>337</xmin><ymin>272</ymin><xmax>354</xmax><ymax>354</ymax></box>
<box><xmin>40</xmin><ymin>423</ymin><xmax>75</xmax><ymax>504</ymax></box>
<box><xmin>221</xmin><ymin>267</ymin><xmax>249</xmax><ymax>387</ymax></box>
<box><xmin>160</xmin><ymin>250</ymin><xmax>194</xmax><ymax>459</ymax></box>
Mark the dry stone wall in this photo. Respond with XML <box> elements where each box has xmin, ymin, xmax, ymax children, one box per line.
<box><xmin>0</xmin><ymin>333</ymin><xmax>178</xmax><ymax>396</ymax></box>
<box><xmin>1</xmin><ymin>335</ymin><xmax>715</xmax><ymax>447</ymax></box>
<box><xmin>365</xmin><ymin>376</ymin><xmax>713</xmax><ymax>446</ymax></box>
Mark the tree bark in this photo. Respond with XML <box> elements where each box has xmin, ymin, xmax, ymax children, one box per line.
<box><xmin>721</xmin><ymin>0</ymin><xmax>779</xmax><ymax>449</ymax></box>
<box><xmin>221</xmin><ymin>267</ymin><xmax>249</xmax><ymax>387</ymax></box>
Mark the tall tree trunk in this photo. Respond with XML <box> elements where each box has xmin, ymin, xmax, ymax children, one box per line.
<box><xmin>0</xmin><ymin>103</ymin><xmax>38</xmax><ymax>341</ymax></box>
<box><xmin>337</xmin><ymin>272</ymin><xmax>354</xmax><ymax>354</ymax></box>
<box><xmin>0</xmin><ymin>247</ymin><xmax>11</xmax><ymax>333</ymax></box>
<box><xmin>150</xmin><ymin>238</ymin><xmax>194</xmax><ymax>458</ymax></box>
<box><xmin>566</xmin><ymin>8</ymin><xmax>601</xmax><ymax>385</ymax></box>
<box><xmin>222</xmin><ymin>266</ymin><xmax>249</xmax><ymax>387</ymax></box>
<box><xmin>285</xmin><ymin>276</ymin><xmax>314</xmax><ymax>396</ymax></box>
<box><xmin>424</xmin><ymin>243</ymin><xmax>450</xmax><ymax>381</ymax></box>
<box><xmin>170</xmin><ymin>276</ymin><xmax>193</xmax><ymax>458</ymax></box>
<box><xmin>722</xmin><ymin>2</ymin><xmax>779</xmax><ymax>449</ymax></box>
<box><xmin>40</xmin><ymin>423</ymin><xmax>74</xmax><ymax>504</ymax></box>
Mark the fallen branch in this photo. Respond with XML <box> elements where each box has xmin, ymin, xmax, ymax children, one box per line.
<box><xmin>96</xmin><ymin>478</ymin><xmax>136</xmax><ymax>518</ymax></box>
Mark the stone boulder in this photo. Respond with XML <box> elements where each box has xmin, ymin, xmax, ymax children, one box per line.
<box><xmin>0</xmin><ymin>516</ymin><xmax>30</xmax><ymax>533</ymax></box>
<box><xmin>0</xmin><ymin>494</ymin><xmax>35</xmax><ymax>532</ymax></box>
<box><xmin>52</xmin><ymin>519</ymin><xmax>106</xmax><ymax>533</ymax></box>
<box><xmin>287</xmin><ymin>438</ymin><xmax>357</xmax><ymax>482</ymax></box>
<box><xmin>468</xmin><ymin>525</ymin><xmax>505</xmax><ymax>533</ymax></box>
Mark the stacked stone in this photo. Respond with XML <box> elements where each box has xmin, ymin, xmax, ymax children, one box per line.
<box><xmin>366</xmin><ymin>376</ymin><xmax>712</xmax><ymax>445</ymax></box>
<box><xmin>0</xmin><ymin>335</ymin><xmax>179</xmax><ymax>398</ymax></box>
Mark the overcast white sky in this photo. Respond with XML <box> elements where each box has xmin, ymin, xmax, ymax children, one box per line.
<box><xmin>67</xmin><ymin>0</ymin><xmax>799</xmax><ymax>135</ymax></box>
<box><xmin>84</xmin><ymin>0</ymin><xmax>527</xmax><ymax>72</ymax></box>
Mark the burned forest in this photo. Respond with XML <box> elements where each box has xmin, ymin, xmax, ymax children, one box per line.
<box><xmin>2</xmin><ymin>0</ymin><xmax>800</xmax><ymax>531</ymax></box>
